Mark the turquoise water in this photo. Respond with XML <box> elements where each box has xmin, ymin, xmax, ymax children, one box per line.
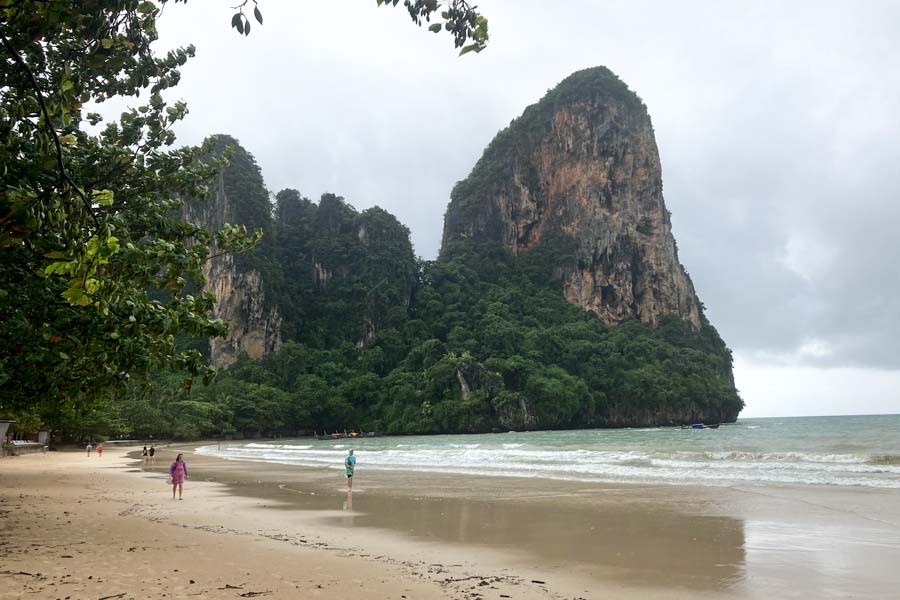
<box><xmin>197</xmin><ymin>414</ymin><xmax>900</xmax><ymax>489</ymax></box>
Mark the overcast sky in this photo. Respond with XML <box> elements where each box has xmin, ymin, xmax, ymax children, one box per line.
<box><xmin>143</xmin><ymin>0</ymin><xmax>900</xmax><ymax>418</ymax></box>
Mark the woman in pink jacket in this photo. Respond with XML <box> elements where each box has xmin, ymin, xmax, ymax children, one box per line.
<box><xmin>169</xmin><ymin>453</ymin><xmax>188</xmax><ymax>500</ymax></box>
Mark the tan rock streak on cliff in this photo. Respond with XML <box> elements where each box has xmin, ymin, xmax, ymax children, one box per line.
<box><xmin>185</xmin><ymin>172</ymin><xmax>282</xmax><ymax>367</ymax></box>
<box><xmin>443</xmin><ymin>68</ymin><xmax>701</xmax><ymax>329</ymax></box>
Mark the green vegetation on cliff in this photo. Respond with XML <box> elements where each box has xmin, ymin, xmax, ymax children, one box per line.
<box><xmin>272</xmin><ymin>190</ymin><xmax>417</xmax><ymax>346</ymax></box>
<box><xmin>114</xmin><ymin>190</ymin><xmax>741</xmax><ymax>439</ymax></box>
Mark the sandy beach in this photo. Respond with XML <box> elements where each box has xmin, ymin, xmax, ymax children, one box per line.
<box><xmin>2</xmin><ymin>445</ymin><xmax>899</xmax><ymax>599</ymax></box>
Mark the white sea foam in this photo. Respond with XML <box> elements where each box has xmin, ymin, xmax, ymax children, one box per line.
<box><xmin>193</xmin><ymin>416</ymin><xmax>900</xmax><ymax>490</ymax></box>
<box><xmin>197</xmin><ymin>444</ymin><xmax>900</xmax><ymax>488</ymax></box>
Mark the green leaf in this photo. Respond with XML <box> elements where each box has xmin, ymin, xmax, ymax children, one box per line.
<box><xmin>428</xmin><ymin>23</ymin><xmax>442</xmax><ymax>33</ymax></box>
<box><xmin>254</xmin><ymin>6</ymin><xmax>263</xmax><ymax>24</ymax></box>
<box><xmin>92</xmin><ymin>189</ymin><xmax>115</xmax><ymax>207</ymax></box>
<box><xmin>62</xmin><ymin>287</ymin><xmax>91</xmax><ymax>306</ymax></box>
<box><xmin>231</xmin><ymin>13</ymin><xmax>242</xmax><ymax>30</ymax></box>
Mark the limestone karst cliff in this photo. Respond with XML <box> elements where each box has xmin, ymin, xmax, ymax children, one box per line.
<box><xmin>442</xmin><ymin>67</ymin><xmax>700</xmax><ymax>329</ymax></box>
<box><xmin>173</xmin><ymin>75</ymin><xmax>741</xmax><ymax>434</ymax></box>
<box><xmin>184</xmin><ymin>136</ymin><xmax>282</xmax><ymax>367</ymax></box>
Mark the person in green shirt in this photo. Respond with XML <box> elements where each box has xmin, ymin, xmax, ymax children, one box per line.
<box><xmin>345</xmin><ymin>449</ymin><xmax>357</xmax><ymax>490</ymax></box>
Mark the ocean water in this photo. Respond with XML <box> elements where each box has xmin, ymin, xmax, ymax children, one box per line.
<box><xmin>195</xmin><ymin>415</ymin><xmax>900</xmax><ymax>489</ymax></box>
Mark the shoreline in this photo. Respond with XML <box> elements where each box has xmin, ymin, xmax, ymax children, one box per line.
<box><xmin>2</xmin><ymin>446</ymin><xmax>899</xmax><ymax>598</ymax></box>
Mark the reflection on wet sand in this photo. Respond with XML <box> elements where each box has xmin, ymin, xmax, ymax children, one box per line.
<box><xmin>330</xmin><ymin>488</ymin><xmax>746</xmax><ymax>592</ymax></box>
<box><xmin>177</xmin><ymin>452</ymin><xmax>746</xmax><ymax>593</ymax></box>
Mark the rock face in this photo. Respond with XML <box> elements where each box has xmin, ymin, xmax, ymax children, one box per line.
<box><xmin>204</xmin><ymin>249</ymin><xmax>282</xmax><ymax>367</ymax></box>
<box><xmin>442</xmin><ymin>67</ymin><xmax>700</xmax><ymax>329</ymax></box>
<box><xmin>184</xmin><ymin>141</ymin><xmax>282</xmax><ymax>367</ymax></box>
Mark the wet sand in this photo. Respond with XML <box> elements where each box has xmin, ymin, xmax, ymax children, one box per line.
<box><xmin>2</xmin><ymin>445</ymin><xmax>899</xmax><ymax>599</ymax></box>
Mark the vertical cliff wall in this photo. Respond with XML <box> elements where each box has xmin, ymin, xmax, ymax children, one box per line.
<box><xmin>184</xmin><ymin>137</ymin><xmax>282</xmax><ymax>367</ymax></box>
<box><xmin>442</xmin><ymin>67</ymin><xmax>701</xmax><ymax>329</ymax></box>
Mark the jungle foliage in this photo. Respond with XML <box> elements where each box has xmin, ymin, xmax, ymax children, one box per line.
<box><xmin>115</xmin><ymin>187</ymin><xmax>742</xmax><ymax>439</ymax></box>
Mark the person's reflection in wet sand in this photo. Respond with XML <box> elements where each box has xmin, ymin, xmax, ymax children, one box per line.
<box><xmin>342</xmin><ymin>489</ymin><xmax>353</xmax><ymax>512</ymax></box>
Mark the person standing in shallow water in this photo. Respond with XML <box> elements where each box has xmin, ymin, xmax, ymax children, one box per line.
<box><xmin>170</xmin><ymin>453</ymin><xmax>188</xmax><ymax>500</ymax></box>
<box><xmin>345</xmin><ymin>449</ymin><xmax>356</xmax><ymax>490</ymax></box>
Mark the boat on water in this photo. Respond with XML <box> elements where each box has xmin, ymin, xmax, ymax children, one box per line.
<box><xmin>314</xmin><ymin>431</ymin><xmax>379</xmax><ymax>440</ymax></box>
<box><xmin>682</xmin><ymin>423</ymin><xmax>721</xmax><ymax>430</ymax></box>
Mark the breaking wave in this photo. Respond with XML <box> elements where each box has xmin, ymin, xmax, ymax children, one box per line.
<box><xmin>196</xmin><ymin>416</ymin><xmax>900</xmax><ymax>490</ymax></box>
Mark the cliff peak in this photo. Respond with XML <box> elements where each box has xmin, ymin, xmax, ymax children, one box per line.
<box><xmin>441</xmin><ymin>66</ymin><xmax>700</xmax><ymax>329</ymax></box>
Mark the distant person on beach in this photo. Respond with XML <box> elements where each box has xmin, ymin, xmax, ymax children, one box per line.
<box><xmin>149</xmin><ymin>445</ymin><xmax>156</xmax><ymax>463</ymax></box>
<box><xmin>86</xmin><ymin>443</ymin><xmax>92</xmax><ymax>456</ymax></box>
<box><xmin>169</xmin><ymin>453</ymin><xmax>188</xmax><ymax>500</ymax></box>
<box><xmin>142</xmin><ymin>446</ymin><xmax>148</xmax><ymax>463</ymax></box>
<box><xmin>97</xmin><ymin>443</ymin><xmax>103</xmax><ymax>457</ymax></box>
<box><xmin>345</xmin><ymin>449</ymin><xmax>356</xmax><ymax>490</ymax></box>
